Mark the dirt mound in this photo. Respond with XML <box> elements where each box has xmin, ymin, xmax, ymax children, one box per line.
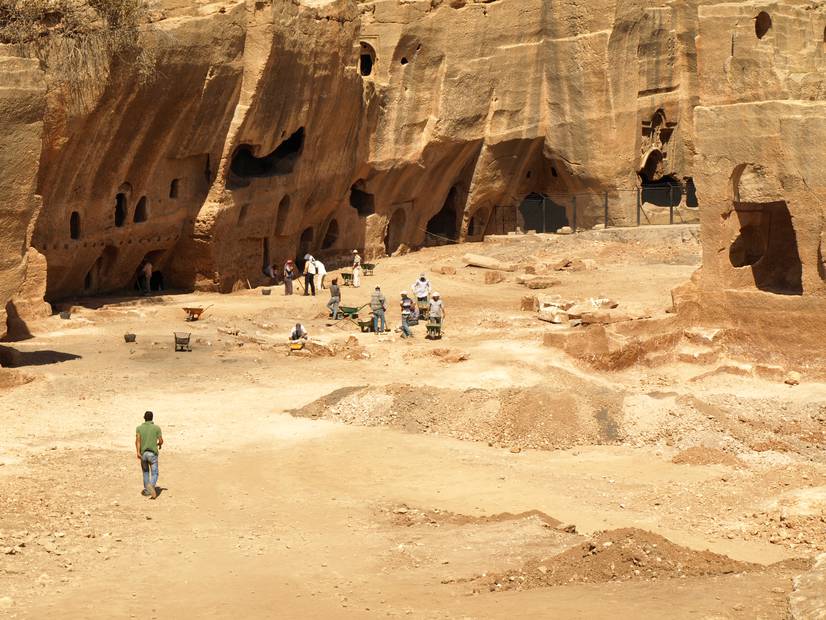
<box><xmin>672</xmin><ymin>446</ymin><xmax>743</xmax><ymax>468</ymax></box>
<box><xmin>289</xmin><ymin>380</ymin><xmax>624</xmax><ymax>450</ymax></box>
<box><xmin>479</xmin><ymin>527</ymin><xmax>758</xmax><ymax>591</ymax></box>
<box><xmin>383</xmin><ymin>505</ymin><xmax>563</xmax><ymax>530</ymax></box>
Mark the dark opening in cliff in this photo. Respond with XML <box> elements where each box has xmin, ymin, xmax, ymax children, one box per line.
<box><xmin>115</xmin><ymin>194</ymin><xmax>127</xmax><ymax>227</ymax></box>
<box><xmin>360</xmin><ymin>42</ymin><xmax>375</xmax><ymax>76</ymax></box>
<box><xmin>230</xmin><ymin>127</ymin><xmax>305</xmax><ymax>180</ymax></box>
<box><xmin>70</xmin><ymin>212</ymin><xmax>80</xmax><ymax>240</ymax></box>
<box><xmin>350</xmin><ymin>182</ymin><xmax>375</xmax><ymax>216</ymax></box>
<box><xmin>133</xmin><ymin>197</ymin><xmax>148</xmax><ymax>223</ymax></box>
<box><xmin>685</xmin><ymin>177</ymin><xmax>698</xmax><ymax>208</ymax></box>
<box><xmin>322</xmin><ymin>220</ymin><xmax>339</xmax><ymax>249</ymax></box>
<box><xmin>426</xmin><ymin>186</ymin><xmax>460</xmax><ymax>244</ymax></box>
<box><xmin>519</xmin><ymin>193</ymin><xmax>569</xmax><ymax>233</ymax></box>
<box><xmin>169</xmin><ymin>179</ymin><xmax>180</xmax><ymax>199</ymax></box>
<box><xmin>385</xmin><ymin>209</ymin><xmax>406</xmax><ymax>255</ymax></box>
<box><xmin>729</xmin><ymin>201</ymin><xmax>802</xmax><ymax>295</ymax></box>
<box><xmin>641</xmin><ymin>175</ymin><xmax>682</xmax><ymax>207</ymax></box>
<box><xmin>755</xmin><ymin>11</ymin><xmax>772</xmax><ymax>39</ymax></box>
<box><xmin>276</xmin><ymin>195</ymin><xmax>290</xmax><ymax>234</ymax></box>
<box><xmin>299</xmin><ymin>227</ymin><xmax>314</xmax><ymax>259</ymax></box>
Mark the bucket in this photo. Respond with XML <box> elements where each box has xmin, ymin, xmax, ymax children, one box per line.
<box><xmin>262</xmin><ymin>288</ymin><xmax>272</xmax><ymax>296</ymax></box>
<box><xmin>59</xmin><ymin>310</ymin><xmax>71</xmax><ymax>320</ymax></box>
<box><xmin>124</xmin><ymin>333</ymin><xmax>136</xmax><ymax>343</ymax></box>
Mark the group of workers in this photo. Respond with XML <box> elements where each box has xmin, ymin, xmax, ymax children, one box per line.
<box><xmin>277</xmin><ymin>254</ymin><xmax>328</xmax><ymax>296</ymax></box>
<box><xmin>281</xmin><ymin>249</ymin><xmax>445</xmax><ymax>345</ymax></box>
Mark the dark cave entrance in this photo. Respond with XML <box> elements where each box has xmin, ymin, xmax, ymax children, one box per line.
<box><xmin>425</xmin><ymin>186</ymin><xmax>460</xmax><ymax>245</ymax></box>
<box><xmin>230</xmin><ymin>127</ymin><xmax>305</xmax><ymax>180</ymax></box>
<box><xmin>518</xmin><ymin>193</ymin><xmax>569</xmax><ymax>233</ymax></box>
<box><xmin>729</xmin><ymin>201</ymin><xmax>802</xmax><ymax>295</ymax></box>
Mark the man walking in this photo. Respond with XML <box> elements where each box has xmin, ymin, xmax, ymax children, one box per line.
<box><xmin>135</xmin><ymin>411</ymin><xmax>163</xmax><ymax>499</ymax></box>
<box><xmin>370</xmin><ymin>286</ymin><xmax>387</xmax><ymax>334</ymax></box>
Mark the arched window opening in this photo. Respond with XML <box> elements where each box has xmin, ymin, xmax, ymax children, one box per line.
<box><xmin>115</xmin><ymin>194</ymin><xmax>127</xmax><ymax>227</ymax></box>
<box><xmin>169</xmin><ymin>179</ymin><xmax>180</xmax><ymax>199</ymax></box>
<box><xmin>70</xmin><ymin>211</ymin><xmax>80</xmax><ymax>240</ymax></box>
<box><xmin>638</xmin><ymin>150</ymin><xmax>682</xmax><ymax>207</ymax></box>
<box><xmin>298</xmin><ymin>227</ymin><xmax>314</xmax><ymax>259</ymax></box>
<box><xmin>133</xmin><ymin>197</ymin><xmax>148</xmax><ymax>223</ymax></box>
<box><xmin>359</xmin><ymin>42</ymin><xmax>376</xmax><ymax>77</ymax></box>
<box><xmin>276</xmin><ymin>195</ymin><xmax>290</xmax><ymax>235</ymax></box>
<box><xmin>322</xmin><ymin>219</ymin><xmax>339</xmax><ymax>249</ymax></box>
<box><xmin>755</xmin><ymin>11</ymin><xmax>772</xmax><ymax>39</ymax></box>
<box><xmin>425</xmin><ymin>186</ymin><xmax>461</xmax><ymax>245</ymax></box>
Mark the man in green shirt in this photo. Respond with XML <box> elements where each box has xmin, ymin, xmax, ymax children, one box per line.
<box><xmin>135</xmin><ymin>411</ymin><xmax>163</xmax><ymax>499</ymax></box>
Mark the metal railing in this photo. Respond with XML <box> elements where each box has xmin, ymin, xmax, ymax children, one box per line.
<box><xmin>504</xmin><ymin>187</ymin><xmax>699</xmax><ymax>235</ymax></box>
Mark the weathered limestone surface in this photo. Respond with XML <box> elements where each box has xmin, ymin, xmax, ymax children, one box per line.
<box><xmin>0</xmin><ymin>48</ymin><xmax>46</xmax><ymax>337</ymax></box>
<box><xmin>17</xmin><ymin>0</ymin><xmax>703</xmax><ymax>301</ymax></box>
<box><xmin>674</xmin><ymin>1</ymin><xmax>826</xmax><ymax>363</ymax></box>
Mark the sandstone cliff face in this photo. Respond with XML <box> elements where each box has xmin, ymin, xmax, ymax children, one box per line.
<box><xmin>19</xmin><ymin>0</ymin><xmax>703</xmax><ymax>300</ymax></box>
<box><xmin>0</xmin><ymin>48</ymin><xmax>46</xmax><ymax>336</ymax></box>
<box><xmin>675</xmin><ymin>1</ymin><xmax>826</xmax><ymax>362</ymax></box>
<box><xmin>31</xmin><ymin>3</ymin><xmax>246</xmax><ymax>299</ymax></box>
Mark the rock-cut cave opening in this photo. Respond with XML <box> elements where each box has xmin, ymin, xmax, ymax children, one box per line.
<box><xmin>729</xmin><ymin>201</ymin><xmax>802</xmax><ymax>295</ymax></box>
<box><xmin>230</xmin><ymin>127</ymin><xmax>305</xmax><ymax>180</ymax></box>
<box><xmin>360</xmin><ymin>42</ymin><xmax>375</xmax><ymax>77</ymax></box>
<box><xmin>350</xmin><ymin>182</ymin><xmax>375</xmax><ymax>217</ymax></box>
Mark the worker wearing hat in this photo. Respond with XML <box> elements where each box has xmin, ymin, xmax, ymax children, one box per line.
<box><xmin>428</xmin><ymin>291</ymin><xmax>445</xmax><ymax>325</ymax></box>
<box><xmin>352</xmin><ymin>249</ymin><xmax>362</xmax><ymax>288</ymax></box>
<box><xmin>399</xmin><ymin>291</ymin><xmax>414</xmax><ymax>338</ymax></box>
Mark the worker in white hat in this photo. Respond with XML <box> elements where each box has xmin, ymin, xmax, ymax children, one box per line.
<box><xmin>352</xmin><ymin>249</ymin><xmax>362</xmax><ymax>288</ymax></box>
<box><xmin>428</xmin><ymin>291</ymin><xmax>445</xmax><ymax>325</ymax></box>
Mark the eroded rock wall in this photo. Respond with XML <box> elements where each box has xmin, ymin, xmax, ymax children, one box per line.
<box><xmin>675</xmin><ymin>0</ymin><xmax>826</xmax><ymax>363</ymax></box>
<box><xmin>25</xmin><ymin>0</ymin><xmax>703</xmax><ymax>298</ymax></box>
<box><xmin>0</xmin><ymin>48</ymin><xmax>47</xmax><ymax>337</ymax></box>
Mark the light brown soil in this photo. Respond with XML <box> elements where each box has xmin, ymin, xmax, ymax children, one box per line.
<box><xmin>672</xmin><ymin>447</ymin><xmax>744</xmax><ymax>467</ymax></box>
<box><xmin>1</xmin><ymin>227</ymin><xmax>824</xmax><ymax>618</ymax></box>
<box><xmin>477</xmin><ymin>527</ymin><xmax>765</xmax><ymax>590</ymax></box>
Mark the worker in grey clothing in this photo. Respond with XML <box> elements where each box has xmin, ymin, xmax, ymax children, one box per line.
<box><xmin>428</xmin><ymin>291</ymin><xmax>445</xmax><ymax>325</ymax></box>
<box><xmin>327</xmin><ymin>278</ymin><xmax>341</xmax><ymax>318</ymax></box>
<box><xmin>370</xmin><ymin>286</ymin><xmax>387</xmax><ymax>334</ymax></box>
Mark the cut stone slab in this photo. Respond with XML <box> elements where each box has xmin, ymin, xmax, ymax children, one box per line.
<box><xmin>524</xmin><ymin>277</ymin><xmax>561</xmax><ymax>290</ymax></box>
<box><xmin>462</xmin><ymin>253</ymin><xmax>516</xmax><ymax>272</ymax></box>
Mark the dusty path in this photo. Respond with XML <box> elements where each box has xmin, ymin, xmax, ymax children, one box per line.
<box><xmin>1</xmin><ymin>229</ymin><xmax>824</xmax><ymax>618</ymax></box>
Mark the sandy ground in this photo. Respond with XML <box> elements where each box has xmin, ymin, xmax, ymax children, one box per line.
<box><xmin>1</xmin><ymin>226</ymin><xmax>824</xmax><ymax>619</ymax></box>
